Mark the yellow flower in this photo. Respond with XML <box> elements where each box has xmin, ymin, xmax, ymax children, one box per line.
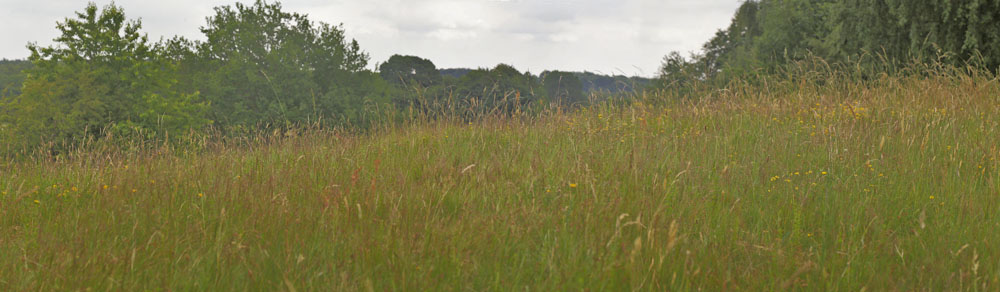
<box><xmin>821</xmin><ymin>171</ymin><xmax>828</xmax><ymax>175</ymax></box>
<box><xmin>71</xmin><ymin>187</ymin><xmax>78</xmax><ymax>192</ymax></box>
<box><xmin>33</xmin><ymin>200</ymin><xmax>40</xmax><ymax>204</ymax></box>
<box><xmin>131</xmin><ymin>189</ymin><xmax>137</xmax><ymax>193</ymax></box>
<box><xmin>929</xmin><ymin>196</ymin><xmax>935</xmax><ymax>200</ymax></box>
<box><xmin>198</xmin><ymin>193</ymin><xmax>204</xmax><ymax>198</ymax></box>
<box><xmin>102</xmin><ymin>185</ymin><xmax>109</xmax><ymax>190</ymax></box>
<box><xmin>569</xmin><ymin>183</ymin><xmax>578</xmax><ymax>188</ymax></box>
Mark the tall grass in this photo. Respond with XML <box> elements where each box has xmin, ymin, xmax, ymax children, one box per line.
<box><xmin>1</xmin><ymin>63</ymin><xmax>999</xmax><ymax>290</ymax></box>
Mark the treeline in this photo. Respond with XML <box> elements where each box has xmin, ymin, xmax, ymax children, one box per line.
<box><xmin>656</xmin><ymin>0</ymin><xmax>1000</xmax><ymax>90</ymax></box>
<box><xmin>437</xmin><ymin>68</ymin><xmax>650</xmax><ymax>94</ymax></box>
<box><xmin>0</xmin><ymin>1</ymin><xmax>646</xmax><ymax>151</ymax></box>
<box><xmin>376</xmin><ymin>55</ymin><xmax>642</xmax><ymax>119</ymax></box>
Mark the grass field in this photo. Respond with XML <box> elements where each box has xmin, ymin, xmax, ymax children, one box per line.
<box><xmin>2</xmin><ymin>70</ymin><xmax>999</xmax><ymax>290</ymax></box>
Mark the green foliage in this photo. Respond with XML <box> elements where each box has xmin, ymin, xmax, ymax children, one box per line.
<box><xmin>661</xmin><ymin>0</ymin><xmax>1000</xmax><ymax>89</ymax></box>
<box><xmin>0</xmin><ymin>59</ymin><xmax>32</xmax><ymax>97</ymax></box>
<box><xmin>379</xmin><ymin>54</ymin><xmax>442</xmax><ymax>88</ymax></box>
<box><xmin>452</xmin><ymin>64</ymin><xmax>542</xmax><ymax>114</ymax></box>
<box><xmin>179</xmin><ymin>0</ymin><xmax>382</xmax><ymax>127</ymax></box>
<box><xmin>0</xmin><ymin>3</ymin><xmax>208</xmax><ymax>150</ymax></box>
<box><xmin>572</xmin><ymin>71</ymin><xmax>650</xmax><ymax>94</ymax></box>
<box><xmin>540</xmin><ymin>70</ymin><xmax>584</xmax><ymax>106</ymax></box>
<box><xmin>828</xmin><ymin>0</ymin><xmax>1000</xmax><ymax>68</ymax></box>
<box><xmin>653</xmin><ymin>52</ymin><xmax>706</xmax><ymax>96</ymax></box>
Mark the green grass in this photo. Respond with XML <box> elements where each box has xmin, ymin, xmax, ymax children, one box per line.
<box><xmin>2</xmin><ymin>72</ymin><xmax>999</xmax><ymax>290</ymax></box>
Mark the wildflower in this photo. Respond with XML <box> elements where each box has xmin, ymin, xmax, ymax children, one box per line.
<box><xmin>71</xmin><ymin>187</ymin><xmax>78</xmax><ymax>192</ymax></box>
<box><xmin>33</xmin><ymin>200</ymin><xmax>40</xmax><ymax>204</ymax></box>
<box><xmin>569</xmin><ymin>183</ymin><xmax>578</xmax><ymax>188</ymax></box>
<box><xmin>929</xmin><ymin>196</ymin><xmax>935</xmax><ymax>200</ymax></box>
<box><xmin>198</xmin><ymin>193</ymin><xmax>204</xmax><ymax>198</ymax></box>
<box><xmin>102</xmin><ymin>185</ymin><xmax>109</xmax><ymax>190</ymax></box>
<box><xmin>821</xmin><ymin>171</ymin><xmax>828</xmax><ymax>175</ymax></box>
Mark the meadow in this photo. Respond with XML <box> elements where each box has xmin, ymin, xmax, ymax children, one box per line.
<box><xmin>2</xmin><ymin>66</ymin><xmax>999</xmax><ymax>291</ymax></box>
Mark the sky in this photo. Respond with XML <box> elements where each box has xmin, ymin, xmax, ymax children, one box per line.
<box><xmin>0</xmin><ymin>0</ymin><xmax>742</xmax><ymax>77</ymax></box>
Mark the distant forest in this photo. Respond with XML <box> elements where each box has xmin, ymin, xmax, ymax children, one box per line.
<box><xmin>2</xmin><ymin>0</ymin><xmax>998</xmax><ymax>150</ymax></box>
<box><xmin>0</xmin><ymin>61</ymin><xmax>651</xmax><ymax>107</ymax></box>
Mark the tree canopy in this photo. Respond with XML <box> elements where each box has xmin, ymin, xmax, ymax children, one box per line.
<box><xmin>1</xmin><ymin>3</ymin><xmax>208</xmax><ymax>148</ymax></box>
<box><xmin>176</xmin><ymin>0</ymin><xmax>383</xmax><ymax>127</ymax></box>
<box><xmin>379</xmin><ymin>55</ymin><xmax>442</xmax><ymax>88</ymax></box>
<box><xmin>657</xmin><ymin>0</ymin><xmax>1000</xmax><ymax>88</ymax></box>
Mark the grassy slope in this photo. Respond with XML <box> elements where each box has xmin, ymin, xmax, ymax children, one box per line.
<box><xmin>2</xmin><ymin>73</ymin><xmax>999</xmax><ymax>290</ymax></box>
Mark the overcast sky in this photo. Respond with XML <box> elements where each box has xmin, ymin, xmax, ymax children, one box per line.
<box><xmin>0</xmin><ymin>0</ymin><xmax>741</xmax><ymax>77</ymax></box>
